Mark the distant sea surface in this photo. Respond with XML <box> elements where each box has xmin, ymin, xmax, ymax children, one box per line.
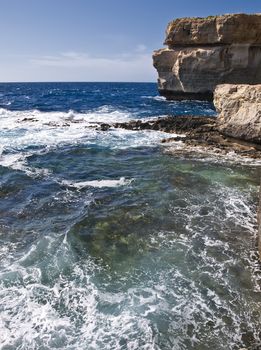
<box><xmin>0</xmin><ymin>82</ymin><xmax>260</xmax><ymax>350</ymax></box>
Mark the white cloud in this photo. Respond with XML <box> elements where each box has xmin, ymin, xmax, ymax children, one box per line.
<box><xmin>26</xmin><ymin>49</ymin><xmax>156</xmax><ymax>82</ymax></box>
<box><xmin>0</xmin><ymin>47</ymin><xmax>157</xmax><ymax>82</ymax></box>
<box><xmin>30</xmin><ymin>50</ymin><xmax>148</xmax><ymax>68</ymax></box>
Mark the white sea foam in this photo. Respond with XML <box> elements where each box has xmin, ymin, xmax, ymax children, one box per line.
<box><xmin>164</xmin><ymin>141</ymin><xmax>261</xmax><ymax>166</ymax></box>
<box><xmin>0</xmin><ymin>106</ymin><xmax>132</xmax><ymax>131</ymax></box>
<box><xmin>0</xmin><ymin>107</ymin><xmax>170</xmax><ymax>156</ymax></box>
<box><xmin>0</xmin><ymin>107</ymin><xmax>175</xmax><ymax>179</ymax></box>
<box><xmin>141</xmin><ymin>95</ymin><xmax>166</xmax><ymax>101</ymax></box>
<box><xmin>0</xmin><ymin>179</ymin><xmax>260</xmax><ymax>349</ymax></box>
<box><xmin>0</xmin><ymin>151</ymin><xmax>52</xmax><ymax>177</ymax></box>
<box><xmin>61</xmin><ymin>177</ymin><xmax>132</xmax><ymax>189</ymax></box>
<box><xmin>0</xmin><ymin>233</ymin><xmax>157</xmax><ymax>350</ymax></box>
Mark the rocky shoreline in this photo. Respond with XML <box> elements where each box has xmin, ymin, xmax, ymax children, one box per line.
<box><xmin>259</xmin><ymin>182</ymin><xmax>261</xmax><ymax>258</ymax></box>
<box><xmin>97</xmin><ymin>104</ymin><xmax>261</xmax><ymax>160</ymax></box>
<box><xmin>107</xmin><ymin>115</ymin><xmax>261</xmax><ymax>159</ymax></box>
<box><xmin>102</xmin><ymin>81</ymin><xmax>261</xmax><ymax>259</ymax></box>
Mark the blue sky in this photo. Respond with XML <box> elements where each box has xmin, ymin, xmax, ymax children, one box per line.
<box><xmin>0</xmin><ymin>0</ymin><xmax>260</xmax><ymax>82</ymax></box>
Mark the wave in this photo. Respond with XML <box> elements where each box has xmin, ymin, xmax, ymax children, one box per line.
<box><xmin>0</xmin><ymin>106</ymin><xmax>132</xmax><ymax>130</ymax></box>
<box><xmin>0</xmin><ymin>152</ymin><xmax>52</xmax><ymax>178</ymax></box>
<box><xmin>141</xmin><ymin>95</ymin><xmax>166</xmax><ymax>101</ymax></box>
<box><xmin>0</xmin><ymin>107</ymin><xmax>173</xmax><ymax>178</ymax></box>
<box><xmin>0</xmin><ymin>107</ymin><xmax>169</xmax><ymax>151</ymax></box>
<box><xmin>61</xmin><ymin>177</ymin><xmax>133</xmax><ymax>189</ymax></box>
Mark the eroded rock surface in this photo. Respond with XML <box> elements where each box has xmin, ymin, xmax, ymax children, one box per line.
<box><xmin>214</xmin><ymin>84</ymin><xmax>261</xmax><ymax>144</ymax></box>
<box><xmin>153</xmin><ymin>14</ymin><xmax>261</xmax><ymax>100</ymax></box>
<box><xmin>257</xmin><ymin>181</ymin><xmax>261</xmax><ymax>260</ymax></box>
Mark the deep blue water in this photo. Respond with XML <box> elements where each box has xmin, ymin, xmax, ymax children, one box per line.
<box><xmin>0</xmin><ymin>82</ymin><xmax>214</xmax><ymax>116</ymax></box>
<box><xmin>0</xmin><ymin>83</ymin><xmax>260</xmax><ymax>350</ymax></box>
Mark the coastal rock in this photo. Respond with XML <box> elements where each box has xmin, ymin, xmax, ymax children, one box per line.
<box><xmin>107</xmin><ymin>116</ymin><xmax>261</xmax><ymax>159</ymax></box>
<box><xmin>153</xmin><ymin>14</ymin><xmax>261</xmax><ymax>100</ymax></box>
<box><xmin>257</xmin><ymin>181</ymin><xmax>261</xmax><ymax>260</ymax></box>
<box><xmin>164</xmin><ymin>14</ymin><xmax>261</xmax><ymax>46</ymax></box>
<box><xmin>113</xmin><ymin>115</ymin><xmax>216</xmax><ymax>133</ymax></box>
<box><xmin>214</xmin><ymin>84</ymin><xmax>261</xmax><ymax>144</ymax></box>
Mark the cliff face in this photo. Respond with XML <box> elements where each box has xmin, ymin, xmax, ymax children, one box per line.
<box><xmin>257</xmin><ymin>181</ymin><xmax>261</xmax><ymax>260</ymax></box>
<box><xmin>214</xmin><ymin>84</ymin><xmax>261</xmax><ymax>144</ymax></box>
<box><xmin>153</xmin><ymin>14</ymin><xmax>261</xmax><ymax>100</ymax></box>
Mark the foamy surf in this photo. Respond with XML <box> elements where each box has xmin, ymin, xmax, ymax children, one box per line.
<box><xmin>0</xmin><ymin>106</ymin><xmax>133</xmax><ymax>129</ymax></box>
<box><xmin>61</xmin><ymin>177</ymin><xmax>133</xmax><ymax>189</ymax></box>
<box><xmin>141</xmin><ymin>95</ymin><xmax>167</xmax><ymax>101</ymax></box>
<box><xmin>0</xmin><ymin>107</ymin><xmax>173</xmax><ymax>154</ymax></box>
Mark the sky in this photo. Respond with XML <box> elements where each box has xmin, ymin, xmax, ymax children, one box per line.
<box><xmin>0</xmin><ymin>0</ymin><xmax>260</xmax><ymax>82</ymax></box>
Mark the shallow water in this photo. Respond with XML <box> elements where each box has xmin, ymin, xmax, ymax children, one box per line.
<box><xmin>0</xmin><ymin>83</ymin><xmax>260</xmax><ymax>350</ymax></box>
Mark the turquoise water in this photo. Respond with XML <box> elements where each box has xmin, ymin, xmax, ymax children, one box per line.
<box><xmin>0</xmin><ymin>83</ymin><xmax>260</xmax><ymax>349</ymax></box>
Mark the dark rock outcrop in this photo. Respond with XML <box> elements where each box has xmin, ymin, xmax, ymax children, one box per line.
<box><xmin>113</xmin><ymin>115</ymin><xmax>216</xmax><ymax>133</ymax></box>
<box><xmin>93</xmin><ymin>115</ymin><xmax>261</xmax><ymax>158</ymax></box>
<box><xmin>153</xmin><ymin>14</ymin><xmax>261</xmax><ymax>101</ymax></box>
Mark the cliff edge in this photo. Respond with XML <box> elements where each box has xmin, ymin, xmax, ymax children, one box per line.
<box><xmin>153</xmin><ymin>14</ymin><xmax>261</xmax><ymax>100</ymax></box>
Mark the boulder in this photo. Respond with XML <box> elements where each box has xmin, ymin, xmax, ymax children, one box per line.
<box><xmin>153</xmin><ymin>14</ymin><xmax>261</xmax><ymax>100</ymax></box>
<box><xmin>214</xmin><ymin>84</ymin><xmax>261</xmax><ymax>144</ymax></box>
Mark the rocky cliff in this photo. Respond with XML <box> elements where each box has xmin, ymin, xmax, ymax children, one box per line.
<box><xmin>257</xmin><ymin>181</ymin><xmax>261</xmax><ymax>260</ymax></box>
<box><xmin>153</xmin><ymin>14</ymin><xmax>261</xmax><ymax>100</ymax></box>
<box><xmin>214</xmin><ymin>84</ymin><xmax>261</xmax><ymax>144</ymax></box>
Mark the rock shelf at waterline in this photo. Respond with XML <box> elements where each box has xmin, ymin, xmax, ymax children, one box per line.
<box><xmin>15</xmin><ymin>113</ymin><xmax>261</xmax><ymax>159</ymax></box>
<box><xmin>93</xmin><ymin>115</ymin><xmax>261</xmax><ymax>159</ymax></box>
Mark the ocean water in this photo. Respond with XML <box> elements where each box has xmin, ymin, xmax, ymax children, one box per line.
<box><xmin>0</xmin><ymin>82</ymin><xmax>260</xmax><ymax>350</ymax></box>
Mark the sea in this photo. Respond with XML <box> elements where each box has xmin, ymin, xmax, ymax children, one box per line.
<box><xmin>0</xmin><ymin>82</ymin><xmax>260</xmax><ymax>350</ymax></box>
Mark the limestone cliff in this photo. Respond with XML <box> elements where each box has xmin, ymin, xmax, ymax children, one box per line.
<box><xmin>214</xmin><ymin>84</ymin><xmax>261</xmax><ymax>144</ymax></box>
<box><xmin>257</xmin><ymin>181</ymin><xmax>261</xmax><ymax>260</ymax></box>
<box><xmin>153</xmin><ymin>14</ymin><xmax>261</xmax><ymax>100</ymax></box>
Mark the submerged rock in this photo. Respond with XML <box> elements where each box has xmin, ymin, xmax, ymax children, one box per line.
<box><xmin>153</xmin><ymin>14</ymin><xmax>261</xmax><ymax>100</ymax></box>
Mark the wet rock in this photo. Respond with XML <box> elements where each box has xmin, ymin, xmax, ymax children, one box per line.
<box><xmin>112</xmin><ymin>115</ymin><xmax>261</xmax><ymax>159</ymax></box>
<box><xmin>113</xmin><ymin>115</ymin><xmax>216</xmax><ymax>133</ymax></box>
<box><xmin>21</xmin><ymin>117</ymin><xmax>38</xmax><ymax>122</ymax></box>
<box><xmin>99</xmin><ymin>123</ymin><xmax>111</xmax><ymax>131</ymax></box>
